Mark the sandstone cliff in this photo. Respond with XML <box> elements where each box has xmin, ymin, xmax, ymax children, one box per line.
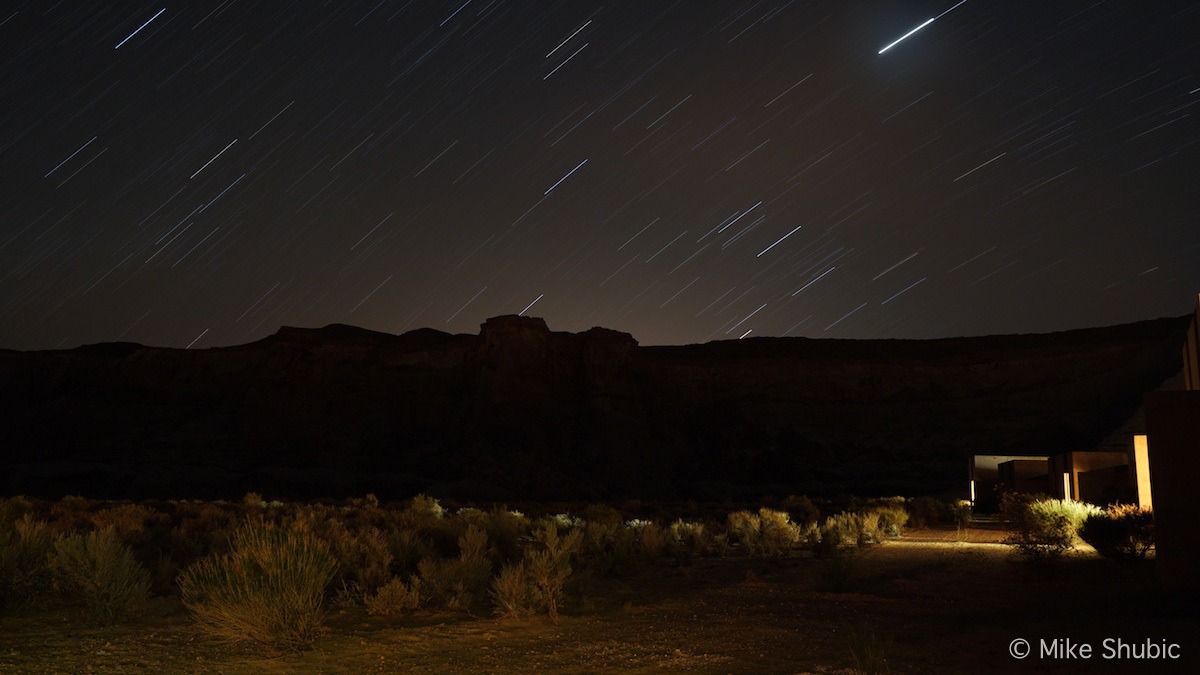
<box><xmin>0</xmin><ymin>314</ymin><xmax>1188</xmax><ymax>500</ymax></box>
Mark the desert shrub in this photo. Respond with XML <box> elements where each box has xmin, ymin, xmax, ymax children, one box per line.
<box><xmin>820</xmin><ymin>512</ymin><xmax>877</xmax><ymax>550</ymax></box>
<box><xmin>418</xmin><ymin>525</ymin><xmax>493</xmax><ymax>609</ymax></box>
<box><xmin>846</xmin><ymin>623</ymin><xmax>891</xmax><ymax>674</ymax></box>
<box><xmin>781</xmin><ymin>495</ymin><xmax>821</xmax><ymax>527</ymax></box>
<box><xmin>810</xmin><ymin>524</ymin><xmax>843</xmax><ymax>559</ymax></box>
<box><xmin>727</xmin><ymin>511</ymin><xmax>759</xmax><ymax>549</ymax></box>
<box><xmin>170</xmin><ymin>503</ymin><xmax>236</xmax><ymax>565</ymax></box>
<box><xmin>387</xmin><ymin>527</ymin><xmax>434</xmax><ymax>576</ymax></box>
<box><xmin>243</xmin><ymin>492</ymin><xmax>264</xmax><ymax>508</ymax></box>
<box><xmin>0</xmin><ymin>516</ymin><xmax>56</xmax><ymax>614</ymax></box>
<box><xmin>634</xmin><ymin>520</ymin><xmax>667</xmax><ymax>560</ymax></box>
<box><xmin>0</xmin><ymin>495</ymin><xmax>36</xmax><ymax>529</ymax></box>
<box><xmin>51</xmin><ymin>528</ymin><xmax>150</xmax><ymax>624</ymax></box>
<box><xmin>407</xmin><ymin>494</ymin><xmax>445</xmax><ymax>520</ymax></box>
<box><xmin>869</xmin><ymin>506</ymin><xmax>908</xmax><ymax>538</ymax></box>
<box><xmin>48</xmin><ymin>495</ymin><xmax>94</xmax><ymax>532</ymax></box>
<box><xmin>178</xmin><ymin>520</ymin><xmax>337</xmax><ymax>652</ymax></box>
<box><xmin>90</xmin><ymin>504</ymin><xmax>154</xmax><ymax>541</ymax></box>
<box><xmin>758</xmin><ymin>508</ymin><xmax>803</xmax><ymax>555</ymax></box>
<box><xmin>1001</xmin><ymin>494</ymin><xmax>1100</xmax><ymax>543</ymax></box>
<box><xmin>950</xmin><ymin>500</ymin><xmax>972</xmax><ymax>529</ymax></box>
<box><xmin>491</xmin><ymin>561</ymin><xmax>539</xmax><ymax>619</ymax></box>
<box><xmin>1079</xmin><ymin>505</ymin><xmax>1154</xmax><ymax>561</ymax></box>
<box><xmin>580</xmin><ymin>521</ymin><xmax>638</xmax><ymax>577</ymax></box>
<box><xmin>550</xmin><ymin>513</ymin><xmax>583</xmax><ymax>530</ymax></box>
<box><xmin>347</xmin><ymin>527</ymin><xmax>393</xmax><ymax>594</ymax></box>
<box><xmin>905</xmin><ymin>496</ymin><xmax>945</xmax><ymax>529</ymax></box>
<box><xmin>482</xmin><ymin>508</ymin><xmax>529</xmax><ymax>563</ymax></box>
<box><xmin>365</xmin><ymin>576</ymin><xmax>420</xmax><ymax>617</ymax></box>
<box><xmin>524</xmin><ymin>521</ymin><xmax>582</xmax><ymax>621</ymax></box>
<box><xmin>728</xmin><ymin>509</ymin><xmax>802</xmax><ymax>557</ymax></box>
<box><xmin>1000</xmin><ymin>494</ymin><xmax>1090</xmax><ymax>573</ymax></box>
<box><xmin>667</xmin><ymin>519</ymin><xmax>710</xmax><ymax>566</ymax></box>
<box><xmin>580</xmin><ymin>503</ymin><xmax>623</xmax><ymax>527</ymax></box>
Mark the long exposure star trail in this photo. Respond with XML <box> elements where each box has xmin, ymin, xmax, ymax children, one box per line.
<box><xmin>0</xmin><ymin>1</ymin><xmax>1197</xmax><ymax>350</ymax></box>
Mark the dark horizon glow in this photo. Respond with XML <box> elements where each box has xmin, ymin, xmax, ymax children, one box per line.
<box><xmin>1</xmin><ymin>1</ymin><xmax>1197</xmax><ymax>350</ymax></box>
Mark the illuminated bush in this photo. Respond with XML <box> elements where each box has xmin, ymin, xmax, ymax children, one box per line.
<box><xmin>819</xmin><ymin>512</ymin><xmax>877</xmax><ymax>550</ymax></box>
<box><xmin>51</xmin><ymin>528</ymin><xmax>150</xmax><ymax>624</ymax></box>
<box><xmin>1000</xmin><ymin>494</ymin><xmax>1097</xmax><ymax>573</ymax></box>
<box><xmin>868</xmin><ymin>506</ymin><xmax>909</xmax><ymax>537</ymax></box>
<box><xmin>178</xmin><ymin>521</ymin><xmax>337</xmax><ymax>652</ymax></box>
<box><xmin>1078</xmin><ymin>504</ymin><xmax>1154</xmax><ymax>561</ymax></box>
<box><xmin>727</xmin><ymin>509</ymin><xmax>802</xmax><ymax>557</ymax></box>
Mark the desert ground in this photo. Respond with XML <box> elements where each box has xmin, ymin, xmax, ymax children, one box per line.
<box><xmin>2</xmin><ymin>523</ymin><xmax>1194</xmax><ymax>674</ymax></box>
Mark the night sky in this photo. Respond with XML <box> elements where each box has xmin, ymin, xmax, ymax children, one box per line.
<box><xmin>2</xmin><ymin>1</ymin><xmax>1197</xmax><ymax>350</ymax></box>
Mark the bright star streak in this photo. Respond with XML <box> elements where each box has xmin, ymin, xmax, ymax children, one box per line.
<box><xmin>878</xmin><ymin>18</ymin><xmax>935</xmax><ymax>54</ymax></box>
<box><xmin>756</xmin><ymin>224</ymin><xmax>803</xmax><ymax>257</ymax></box>
<box><xmin>115</xmin><ymin>8</ymin><xmax>165</xmax><ymax>49</ymax></box>
<box><xmin>519</xmin><ymin>293</ymin><xmax>544</xmax><ymax>315</ymax></box>
<box><xmin>935</xmin><ymin>0</ymin><xmax>971</xmax><ymax>20</ymax></box>
<box><xmin>544</xmin><ymin>159</ymin><xmax>587</xmax><ymax>195</ymax></box>
<box><xmin>190</xmin><ymin>139</ymin><xmax>237</xmax><ymax>179</ymax></box>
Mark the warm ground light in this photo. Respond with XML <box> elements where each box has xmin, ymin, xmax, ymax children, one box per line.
<box><xmin>1</xmin><ymin>495</ymin><xmax>1194</xmax><ymax>673</ymax></box>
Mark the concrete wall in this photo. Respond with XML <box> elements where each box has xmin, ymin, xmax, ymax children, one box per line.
<box><xmin>1144</xmin><ymin>391</ymin><xmax>1200</xmax><ymax>595</ymax></box>
<box><xmin>998</xmin><ymin>459</ymin><xmax>1049</xmax><ymax>495</ymax></box>
<box><xmin>1048</xmin><ymin>451</ymin><xmax>1129</xmax><ymax>502</ymax></box>
<box><xmin>970</xmin><ymin>454</ymin><xmax>1048</xmax><ymax>511</ymax></box>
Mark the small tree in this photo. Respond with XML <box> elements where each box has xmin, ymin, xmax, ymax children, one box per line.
<box><xmin>524</xmin><ymin>522</ymin><xmax>581</xmax><ymax>622</ymax></box>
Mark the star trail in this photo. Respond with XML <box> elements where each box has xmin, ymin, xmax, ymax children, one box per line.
<box><xmin>1</xmin><ymin>1</ymin><xmax>1197</xmax><ymax>350</ymax></box>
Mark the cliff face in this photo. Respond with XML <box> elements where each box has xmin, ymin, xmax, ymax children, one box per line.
<box><xmin>0</xmin><ymin>315</ymin><xmax>1189</xmax><ymax>501</ymax></box>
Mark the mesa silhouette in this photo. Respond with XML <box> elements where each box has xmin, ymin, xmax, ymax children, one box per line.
<box><xmin>0</xmin><ymin>315</ymin><xmax>1188</xmax><ymax>501</ymax></box>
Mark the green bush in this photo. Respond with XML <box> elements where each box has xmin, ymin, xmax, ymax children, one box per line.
<box><xmin>178</xmin><ymin>521</ymin><xmax>337</xmax><ymax>652</ymax></box>
<box><xmin>0</xmin><ymin>516</ymin><xmax>56</xmax><ymax>614</ymax></box>
<box><xmin>1079</xmin><ymin>505</ymin><xmax>1154</xmax><ymax>561</ymax></box>
<box><xmin>365</xmin><ymin>576</ymin><xmax>420</xmax><ymax>617</ymax></box>
<box><xmin>1000</xmin><ymin>494</ymin><xmax>1097</xmax><ymax>573</ymax></box>
<box><xmin>869</xmin><ymin>506</ymin><xmax>908</xmax><ymax>538</ymax></box>
<box><xmin>51</xmin><ymin>528</ymin><xmax>150</xmax><ymax>624</ymax></box>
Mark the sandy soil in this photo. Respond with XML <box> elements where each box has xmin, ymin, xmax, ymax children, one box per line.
<box><xmin>2</xmin><ymin>526</ymin><xmax>1196</xmax><ymax>674</ymax></box>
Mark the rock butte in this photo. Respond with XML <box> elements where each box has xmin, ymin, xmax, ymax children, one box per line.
<box><xmin>0</xmin><ymin>314</ymin><xmax>1188</xmax><ymax>501</ymax></box>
